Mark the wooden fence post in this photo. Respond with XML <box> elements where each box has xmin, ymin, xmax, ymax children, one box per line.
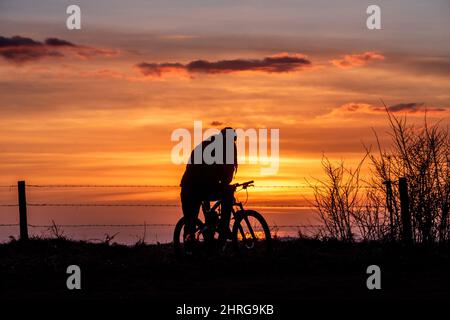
<box><xmin>18</xmin><ymin>180</ymin><xmax>28</xmax><ymax>241</ymax></box>
<box><xmin>399</xmin><ymin>177</ymin><xmax>412</xmax><ymax>245</ymax></box>
<box><xmin>383</xmin><ymin>180</ymin><xmax>395</xmax><ymax>241</ymax></box>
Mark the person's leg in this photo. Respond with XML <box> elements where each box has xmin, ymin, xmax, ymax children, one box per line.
<box><xmin>218</xmin><ymin>185</ymin><xmax>234</xmax><ymax>240</ymax></box>
<box><xmin>180</xmin><ymin>188</ymin><xmax>201</xmax><ymax>250</ymax></box>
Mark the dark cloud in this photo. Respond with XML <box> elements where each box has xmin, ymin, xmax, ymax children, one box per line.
<box><xmin>186</xmin><ymin>54</ymin><xmax>310</xmax><ymax>73</ymax></box>
<box><xmin>0</xmin><ymin>35</ymin><xmax>41</xmax><ymax>47</ymax></box>
<box><xmin>332</xmin><ymin>102</ymin><xmax>447</xmax><ymax>116</ymax></box>
<box><xmin>387</xmin><ymin>102</ymin><xmax>446</xmax><ymax>113</ymax></box>
<box><xmin>136</xmin><ymin>53</ymin><xmax>311</xmax><ymax>77</ymax></box>
<box><xmin>0</xmin><ymin>35</ymin><xmax>54</xmax><ymax>63</ymax></box>
<box><xmin>0</xmin><ymin>35</ymin><xmax>116</xmax><ymax>63</ymax></box>
<box><xmin>210</xmin><ymin>121</ymin><xmax>224</xmax><ymax>126</ymax></box>
<box><xmin>44</xmin><ymin>38</ymin><xmax>76</xmax><ymax>47</ymax></box>
<box><xmin>136</xmin><ymin>62</ymin><xmax>184</xmax><ymax>77</ymax></box>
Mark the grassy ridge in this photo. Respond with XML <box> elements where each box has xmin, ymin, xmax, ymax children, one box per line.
<box><xmin>1</xmin><ymin>238</ymin><xmax>450</xmax><ymax>301</ymax></box>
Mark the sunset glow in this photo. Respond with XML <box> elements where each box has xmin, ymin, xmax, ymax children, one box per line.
<box><xmin>1</xmin><ymin>1</ymin><xmax>449</xmax><ymax>243</ymax></box>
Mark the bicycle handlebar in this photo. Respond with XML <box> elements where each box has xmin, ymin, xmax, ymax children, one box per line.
<box><xmin>233</xmin><ymin>180</ymin><xmax>254</xmax><ymax>189</ymax></box>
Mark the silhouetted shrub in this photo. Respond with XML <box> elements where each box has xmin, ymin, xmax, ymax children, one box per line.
<box><xmin>311</xmin><ymin>107</ymin><xmax>449</xmax><ymax>243</ymax></box>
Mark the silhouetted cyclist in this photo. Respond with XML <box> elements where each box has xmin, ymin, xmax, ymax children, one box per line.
<box><xmin>180</xmin><ymin>127</ymin><xmax>238</xmax><ymax>252</ymax></box>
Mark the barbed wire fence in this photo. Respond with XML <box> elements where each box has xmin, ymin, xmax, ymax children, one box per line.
<box><xmin>0</xmin><ymin>181</ymin><xmax>378</xmax><ymax>242</ymax></box>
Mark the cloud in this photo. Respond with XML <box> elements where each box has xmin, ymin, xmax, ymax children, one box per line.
<box><xmin>44</xmin><ymin>38</ymin><xmax>76</xmax><ymax>47</ymax></box>
<box><xmin>136</xmin><ymin>52</ymin><xmax>311</xmax><ymax>77</ymax></box>
<box><xmin>135</xmin><ymin>62</ymin><xmax>185</xmax><ymax>77</ymax></box>
<box><xmin>0</xmin><ymin>35</ymin><xmax>117</xmax><ymax>63</ymax></box>
<box><xmin>325</xmin><ymin>102</ymin><xmax>447</xmax><ymax>118</ymax></box>
<box><xmin>326</xmin><ymin>103</ymin><xmax>374</xmax><ymax>117</ymax></box>
<box><xmin>331</xmin><ymin>51</ymin><xmax>385</xmax><ymax>68</ymax></box>
<box><xmin>210</xmin><ymin>121</ymin><xmax>224</xmax><ymax>126</ymax></box>
<box><xmin>0</xmin><ymin>35</ymin><xmax>42</xmax><ymax>47</ymax></box>
<box><xmin>385</xmin><ymin>102</ymin><xmax>446</xmax><ymax>113</ymax></box>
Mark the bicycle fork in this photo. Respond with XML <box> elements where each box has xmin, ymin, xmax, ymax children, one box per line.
<box><xmin>236</xmin><ymin>214</ymin><xmax>257</xmax><ymax>248</ymax></box>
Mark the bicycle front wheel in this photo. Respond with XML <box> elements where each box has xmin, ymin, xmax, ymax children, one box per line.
<box><xmin>232</xmin><ymin>210</ymin><xmax>272</xmax><ymax>255</ymax></box>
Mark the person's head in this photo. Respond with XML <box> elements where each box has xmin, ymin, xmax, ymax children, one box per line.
<box><xmin>220</xmin><ymin>127</ymin><xmax>237</xmax><ymax>142</ymax></box>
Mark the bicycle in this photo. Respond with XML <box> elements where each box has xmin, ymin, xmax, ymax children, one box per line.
<box><xmin>173</xmin><ymin>180</ymin><xmax>272</xmax><ymax>257</ymax></box>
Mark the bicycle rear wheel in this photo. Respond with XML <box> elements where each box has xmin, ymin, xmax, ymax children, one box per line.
<box><xmin>173</xmin><ymin>217</ymin><xmax>205</xmax><ymax>258</ymax></box>
<box><xmin>232</xmin><ymin>210</ymin><xmax>272</xmax><ymax>255</ymax></box>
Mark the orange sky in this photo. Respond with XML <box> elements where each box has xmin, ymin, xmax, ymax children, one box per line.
<box><xmin>1</xmin><ymin>0</ymin><xmax>449</xmax><ymax>203</ymax></box>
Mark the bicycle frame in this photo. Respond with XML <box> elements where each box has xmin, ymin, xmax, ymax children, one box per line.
<box><xmin>200</xmin><ymin>180</ymin><xmax>253</xmax><ymax>216</ymax></box>
<box><xmin>201</xmin><ymin>197</ymin><xmax>243</xmax><ymax>219</ymax></box>
<box><xmin>201</xmin><ymin>197</ymin><xmax>256</xmax><ymax>242</ymax></box>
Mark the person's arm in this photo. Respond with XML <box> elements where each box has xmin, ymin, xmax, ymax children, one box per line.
<box><xmin>221</xmin><ymin>164</ymin><xmax>234</xmax><ymax>185</ymax></box>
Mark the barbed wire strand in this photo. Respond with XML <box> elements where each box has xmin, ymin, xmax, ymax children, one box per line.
<box><xmin>0</xmin><ymin>203</ymin><xmax>316</xmax><ymax>208</ymax></box>
<box><xmin>0</xmin><ymin>184</ymin><xmax>377</xmax><ymax>189</ymax></box>
<box><xmin>0</xmin><ymin>223</ymin><xmax>322</xmax><ymax>229</ymax></box>
<box><xmin>0</xmin><ymin>203</ymin><xmax>385</xmax><ymax>208</ymax></box>
<box><xmin>28</xmin><ymin>203</ymin><xmax>180</xmax><ymax>207</ymax></box>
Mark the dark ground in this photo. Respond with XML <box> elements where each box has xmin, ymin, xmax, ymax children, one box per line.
<box><xmin>1</xmin><ymin>238</ymin><xmax>449</xmax><ymax>316</ymax></box>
